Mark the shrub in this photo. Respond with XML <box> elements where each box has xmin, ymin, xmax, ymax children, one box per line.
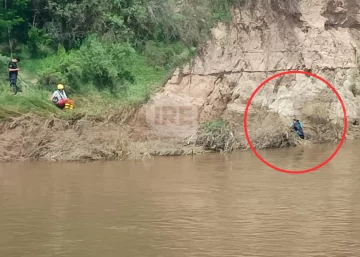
<box><xmin>37</xmin><ymin>36</ymin><xmax>137</xmax><ymax>93</ymax></box>
<box><xmin>195</xmin><ymin>119</ymin><xmax>239</xmax><ymax>152</ymax></box>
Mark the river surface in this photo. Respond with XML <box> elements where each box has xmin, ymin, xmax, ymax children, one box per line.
<box><xmin>1</xmin><ymin>141</ymin><xmax>360</xmax><ymax>257</ymax></box>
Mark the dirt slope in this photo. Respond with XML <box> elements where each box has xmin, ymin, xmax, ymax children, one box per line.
<box><xmin>140</xmin><ymin>0</ymin><xmax>360</xmax><ymax>141</ymax></box>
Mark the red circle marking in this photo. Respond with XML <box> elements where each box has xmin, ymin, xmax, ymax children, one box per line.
<box><xmin>243</xmin><ymin>70</ymin><xmax>347</xmax><ymax>174</ymax></box>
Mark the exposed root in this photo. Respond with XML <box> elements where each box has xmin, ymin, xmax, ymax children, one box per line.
<box><xmin>191</xmin><ymin>119</ymin><xmax>240</xmax><ymax>153</ymax></box>
<box><xmin>194</xmin><ymin>126</ymin><xmax>242</xmax><ymax>153</ymax></box>
<box><xmin>0</xmin><ymin>104</ymin><xmax>355</xmax><ymax>162</ymax></box>
<box><xmin>0</xmin><ymin>111</ymin><xmax>204</xmax><ymax>162</ymax></box>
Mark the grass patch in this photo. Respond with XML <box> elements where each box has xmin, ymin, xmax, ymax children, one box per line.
<box><xmin>195</xmin><ymin>119</ymin><xmax>240</xmax><ymax>152</ymax></box>
<box><xmin>0</xmin><ymin>85</ymin><xmax>58</xmax><ymax>119</ymax></box>
<box><xmin>0</xmin><ymin>85</ymin><xmax>142</xmax><ymax>121</ymax></box>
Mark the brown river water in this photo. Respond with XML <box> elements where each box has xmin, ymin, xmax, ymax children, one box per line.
<box><xmin>1</xmin><ymin>141</ymin><xmax>360</xmax><ymax>257</ymax></box>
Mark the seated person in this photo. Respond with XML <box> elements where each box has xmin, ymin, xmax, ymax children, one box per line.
<box><xmin>50</xmin><ymin>84</ymin><xmax>74</xmax><ymax>110</ymax></box>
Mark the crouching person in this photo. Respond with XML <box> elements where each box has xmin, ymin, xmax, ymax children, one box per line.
<box><xmin>291</xmin><ymin>118</ymin><xmax>305</xmax><ymax>139</ymax></box>
<box><xmin>50</xmin><ymin>84</ymin><xmax>75</xmax><ymax>110</ymax></box>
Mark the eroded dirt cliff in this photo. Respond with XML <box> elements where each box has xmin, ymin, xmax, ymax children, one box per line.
<box><xmin>142</xmin><ymin>0</ymin><xmax>360</xmax><ymax>143</ymax></box>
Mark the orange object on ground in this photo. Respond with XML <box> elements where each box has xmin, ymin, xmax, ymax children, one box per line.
<box><xmin>57</xmin><ymin>99</ymin><xmax>75</xmax><ymax>110</ymax></box>
<box><xmin>65</xmin><ymin>99</ymin><xmax>74</xmax><ymax>106</ymax></box>
<box><xmin>64</xmin><ymin>99</ymin><xmax>74</xmax><ymax>110</ymax></box>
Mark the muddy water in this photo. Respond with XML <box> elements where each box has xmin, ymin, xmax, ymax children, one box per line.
<box><xmin>1</xmin><ymin>141</ymin><xmax>360</xmax><ymax>257</ymax></box>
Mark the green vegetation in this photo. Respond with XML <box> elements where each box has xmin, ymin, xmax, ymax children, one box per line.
<box><xmin>196</xmin><ymin>119</ymin><xmax>239</xmax><ymax>152</ymax></box>
<box><xmin>0</xmin><ymin>0</ymin><xmax>241</xmax><ymax>119</ymax></box>
<box><xmin>200</xmin><ymin>119</ymin><xmax>229</xmax><ymax>133</ymax></box>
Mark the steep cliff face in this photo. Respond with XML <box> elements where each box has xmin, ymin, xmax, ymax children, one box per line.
<box><xmin>142</xmin><ymin>0</ymin><xmax>360</xmax><ymax>141</ymax></box>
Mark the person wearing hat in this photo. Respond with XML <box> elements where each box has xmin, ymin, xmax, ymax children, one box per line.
<box><xmin>50</xmin><ymin>84</ymin><xmax>74</xmax><ymax>110</ymax></box>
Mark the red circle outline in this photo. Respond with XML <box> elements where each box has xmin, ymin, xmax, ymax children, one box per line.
<box><xmin>243</xmin><ymin>70</ymin><xmax>347</xmax><ymax>174</ymax></box>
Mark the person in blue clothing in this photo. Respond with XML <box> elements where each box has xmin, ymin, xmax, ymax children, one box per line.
<box><xmin>291</xmin><ymin>118</ymin><xmax>305</xmax><ymax>139</ymax></box>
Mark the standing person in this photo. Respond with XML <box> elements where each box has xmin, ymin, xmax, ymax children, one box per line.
<box><xmin>50</xmin><ymin>84</ymin><xmax>75</xmax><ymax>110</ymax></box>
<box><xmin>8</xmin><ymin>57</ymin><xmax>20</xmax><ymax>95</ymax></box>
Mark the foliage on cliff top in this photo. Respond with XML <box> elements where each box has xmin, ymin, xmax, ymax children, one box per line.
<box><xmin>1</xmin><ymin>0</ymin><xmax>238</xmax><ymax>55</ymax></box>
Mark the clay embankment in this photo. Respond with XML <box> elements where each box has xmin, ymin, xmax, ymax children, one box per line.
<box><xmin>141</xmin><ymin>0</ymin><xmax>360</xmax><ymax>146</ymax></box>
<box><xmin>2</xmin><ymin>0</ymin><xmax>360</xmax><ymax>162</ymax></box>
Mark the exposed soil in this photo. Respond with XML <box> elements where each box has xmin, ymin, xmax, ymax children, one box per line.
<box><xmin>0</xmin><ymin>108</ymin><xmax>205</xmax><ymax>162</ymax></box>
<box><xmin>1</xmin><ymin>106</ymin><xmax>359</xmax><ymax>162</ymax></box>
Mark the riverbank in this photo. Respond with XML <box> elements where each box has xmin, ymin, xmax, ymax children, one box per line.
<box><xmin>0</xmin><ymin>110</ymin><xmax>200</xmax><ymax>162</ymax></box>
<box><xmin>0</xmin><ymin>106</ymin><xmax>357</xmax><ymax>162</ymax></box>
<box><xmin>3</xmin><ymin>0</ymin><xmax>360</xmax><ymax>162</ymax></box>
